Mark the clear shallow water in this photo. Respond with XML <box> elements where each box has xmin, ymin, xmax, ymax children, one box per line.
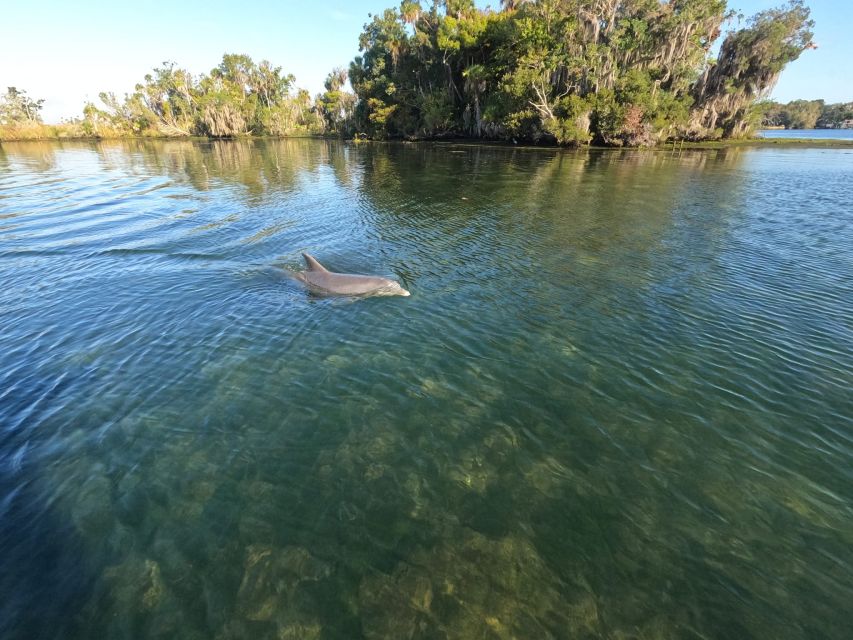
<box><xmin>1</xmin><ymin>139</ymin><xmax>851</xmax><ymax>640</ymax></box>
<box><xmin>759</xmin><ymin>128</ymin><xmax>853</xmax><ymax>140</ymax></box>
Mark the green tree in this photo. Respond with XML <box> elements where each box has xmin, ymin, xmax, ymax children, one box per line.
<box><xmin>816</xmin><ymin>102</ymin><xmax>853</xmax><ymax>129</ymax></box>
<box><xmin>84</xmin><ymin>54</ymin><xmax>320</xmax><ymax>138</ymax></box>
<box><xmin>0</xmin><ymin>87</ymin><xmax>44</xmax><ymax>124</ymax></box>
<box><xmin>318</xmin><ymin>68</ymin><xmax>356</xmax><ymax>135</ymax></box>
<box><xmin>348</xmin><ymin>0</ymin><xmax>814</xmax><ymax>145</ymax></box>
<box><xmin>690</xmin><ymin>0</ymin><xmax>815</xmax><ymax>138</ymax></box>
<box><xmin>780</xmin><ymin>99</ymin><xmax>823</xmax><ymax>128</ymax></box>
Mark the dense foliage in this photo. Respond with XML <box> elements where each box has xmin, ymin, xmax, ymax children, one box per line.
<box><xmin>817</xmin><ymin>102</ymin><xmax>853</xmax><ymax>129</ymax></box>
<box><xmin>80</xmin><ymin>55</ymin><xmax>355</xmax><ymax>138</ymax></box>
<box><xmin>762</xmin><ymin>99</ymin><xmax>853</xmax><ymax>129</ymax></box>
<box><xmin>349</xmin><ymin>0</ymin><xmax>815</xmax><ymax>144</ymax></box>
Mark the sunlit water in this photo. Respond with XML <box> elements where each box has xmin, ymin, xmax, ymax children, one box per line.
<box><xmin>1</xmin><ymin>140</ymin><xmax>851</xmax><ymax>640</ymax></box>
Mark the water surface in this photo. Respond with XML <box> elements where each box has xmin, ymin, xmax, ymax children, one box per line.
<box><xmin>759</xmin><ymin>128</ymin><xmax>853</xmax><ymax>140</ymax></box>
<box><xmin>1</xmin><ymin>139</ymin><xmax>851</xmax><ymax>639</ymax></box>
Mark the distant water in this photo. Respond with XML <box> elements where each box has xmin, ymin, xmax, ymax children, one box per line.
<box><xmin>759</xmin><ymin>128</ymin><xmax>853</xmax><ymax>140</ymax></box>
<box><xmin>1</xmin><ymin>140</ymin><xmax>851</xmax><ymax>640</ymax></box>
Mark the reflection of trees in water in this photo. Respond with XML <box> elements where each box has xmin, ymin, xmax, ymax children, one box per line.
<box><xmin>92</xmin><ymin>139</ymin><xmax>350</xmax><ymax>200</ymax></box>
<box><xmin>358</xmin><ymin>144</ymin><xmax>745</xmax><ymax>242</ymax></box>
<box><xmin>1</xmin><ymin>139</ymin><xmax>362</xmax><ymax>205</ymax></box>
<box><xmin>0</xmin><ymin>140</ymin><xmax>59</xmax><ymax>172</ymax></box>
<box><xmin>524</xmin><ymin>148</ymin><xmax>747</xmax><ymax>251</ymax></box>
<box><xmin>353</xmin><ymin>144</ymin><xmax>747</xmax><ymax>284</ymax></box>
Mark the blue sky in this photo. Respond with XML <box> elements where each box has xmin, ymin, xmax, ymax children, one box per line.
<box><xmin>1</xmin><ymin>0</ymin><xmax>850</xmax><ymax>123</ymax></box>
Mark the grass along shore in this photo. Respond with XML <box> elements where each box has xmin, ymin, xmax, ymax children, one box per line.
<box><xmin>0</xmin><ymin>121</ymin><xmax>89</xmax><ymax>141</ymax></box>
<box><xmin>0</xmin><ymin>122</ymin><xmax>320</xmax><ymax>142</ymax></box>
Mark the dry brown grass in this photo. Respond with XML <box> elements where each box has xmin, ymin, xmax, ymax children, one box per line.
<box><xmin>0</xmin><ymin>121</ymin><xmax>87</xmax><ymax>141</ymax></box>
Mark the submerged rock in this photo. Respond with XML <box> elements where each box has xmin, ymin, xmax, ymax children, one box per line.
<box><xmin>236</xmin><ymin>479</ymin><xmax>306</xmax><ymax>545</ymax></box>
<box><xmin>358</xmin><ymin>529</ymin><xmax>583</xmax><ymax>639</ymax></box>
<box><xmin>100</xmin><ymin>556</ymin><xmax>166</xmax><ymax>612</ymax></box>
<box><xmin>276</xmin><ymin>620</ymin><xmax>323</xmax><ymax>640</ymax></box>
<box><xmin>358</xmin><ymin>565</ymin><xmax>435</xmax><ymax>638</ymax></box>
<box><xmin>70</xmin><ymin>470</ymin><xmax>114</xmax><ymax>539</ymax></box>
<box><xmin>446</xmin><ymin>454</ymin><xmax>495</xmax><ymax>494</ymax></box>
<box><xmin>236</xmin><ymin>544</ymin><xmax>331</xmax><ymax>622</ymax></box>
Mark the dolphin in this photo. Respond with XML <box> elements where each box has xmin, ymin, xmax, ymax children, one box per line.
<box><xmin>291</xmin><ymin>252</ymin><xmax>410</xmax><ymax>297</ymax></box>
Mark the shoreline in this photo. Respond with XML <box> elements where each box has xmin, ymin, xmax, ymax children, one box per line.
<box><xmin>3</xmin><ymin>133</ymin><xmax>852</xmax><ymax>150</ymax></box>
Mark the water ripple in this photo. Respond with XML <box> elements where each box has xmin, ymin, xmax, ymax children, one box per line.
<box><xmin>0</xmin><ymin>140</ymin><xmax>851</xmax><ymax>640</ymax></box>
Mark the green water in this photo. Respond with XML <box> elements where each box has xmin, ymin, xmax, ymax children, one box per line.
<box><xmin>0</xmin><ymin>139</ymin><xmax>851</xmax><ymax>639</ymax></box>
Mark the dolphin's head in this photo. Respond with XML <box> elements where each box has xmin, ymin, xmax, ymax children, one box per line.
<box><xmin>377</xmin><ymin>279</ymin><xmax>411</xmax><ymax>297</ymax></box>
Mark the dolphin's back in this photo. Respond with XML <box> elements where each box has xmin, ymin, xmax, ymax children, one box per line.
<box><xmin>292</xmin><ymin>252</ymin><xmax>409</xmax><ymax>297</ymax></box>
<box><xmin>299</xmin><ymin>271</ymin><xmax>395</xmax><ymax>296</ymax></box>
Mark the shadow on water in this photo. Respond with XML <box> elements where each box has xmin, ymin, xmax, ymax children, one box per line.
<box><xmin>0</xmin><ymin>139</ymin><xmax>851</xmax><ymax>639</ymax></box>
<box><xmin>0</xmin><ymin>369</ymin><xmax>97</xmax><ymax>640</ymax></box>
<box><xmin>0</xmin><ymin>485</ymin><xmax>94</xmax><ymax>640</ymax></box>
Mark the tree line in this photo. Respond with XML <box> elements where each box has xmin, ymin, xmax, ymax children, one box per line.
<box><xmin>1</xmin><ymin>1</ymin><xmax>821</xmax><ymax>146</ymax></box>
<box><xmin>0</xmin><ymin>56</ymin><xmax>355</xmax><ymax>140</ymax></box>
<box><xmin>80</xmin><ymin>55</ymin><xmax>353</xmax><ymax>138</ymax></box>
<box><xmin>761</xmin><ymin>100</ymin><xmax>853</xmax><ymax>129</ymax></box>
<box><xmin>348</xmin><ymin>0</ymin><xmax>815</xmax><ymax>145</ymax></box>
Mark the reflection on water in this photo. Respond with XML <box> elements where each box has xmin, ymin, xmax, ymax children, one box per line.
<box><xmin>1</xmin><ymin>139</ymin><xmax>852</xmax><ymax>639</ymax></box>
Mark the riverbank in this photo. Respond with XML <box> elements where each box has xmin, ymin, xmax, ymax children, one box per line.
<box><xmin>668</xmin><ymin>137</ymin><xmax>853</xmax><ymax>149</ymax></box>
<box><xmin>398</xmin><ymin>137</ymin><xmax>853</xmax><ymax>151</ymax></box>
<box><xmin>5</xmin><ymin>126</ymin><xmax>853</xmax><ymax>149</ymax></box>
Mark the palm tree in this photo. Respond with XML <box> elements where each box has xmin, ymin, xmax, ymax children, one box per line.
<box><xmin>462</xmin><ymin>64</ymin><xmax>487</xmax><ymax>136</ymax></box>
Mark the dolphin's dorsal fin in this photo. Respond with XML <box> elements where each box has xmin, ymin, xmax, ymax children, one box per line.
<box><xmin>303</xmin><ymin>252</ymin><xmax>329</xmax><ymax>272</ymax></box>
